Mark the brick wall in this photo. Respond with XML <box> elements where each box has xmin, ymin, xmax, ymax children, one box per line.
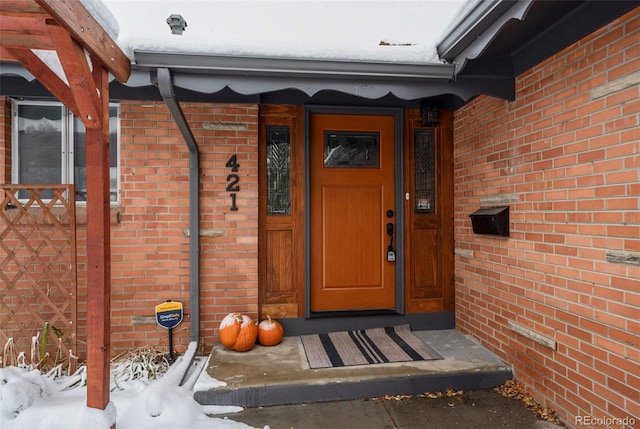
<box><xmin>453</xmin><ymin>7</ymin><xmax>639</xmax><ymax>428</ymax></box>
<box><xmin>0</xmin><ymin>98</ymin><xmax>259</xmax><ymax>360</ymax></box>
<box><xmin>109</xmin><ymin>101</ymin><xmax>259</xmax><ymax>355</ymax></box>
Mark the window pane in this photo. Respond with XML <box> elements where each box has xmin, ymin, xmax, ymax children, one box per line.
<box><xmin>17</xmin><ymin>105</ymin><xmax>63</xmax><ymax>199</ymax></box>
<box><xmin>324</xmin><ymin>131</ymin><xmax>379</xmax><ymax>168</ymax></box>
<box><xmin>73</xmin><ymin>106</ymin><xmax>119</xmax><ymax>202</ymax></box>
<box><xmin>414</xmin><ymin>129</ymin><xmax>435</xmax><ymax>214</ymax></box>
<box><xmin>266</xmin><ymin>125</ymin><xmax>291</xmax><ymax>215</ymax></box>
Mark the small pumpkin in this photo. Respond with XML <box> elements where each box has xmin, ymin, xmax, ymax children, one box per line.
<box><xmin>257</xmin><ymin>315</ymin><xmax>284</xmax><ymax>346</ymax></box>
<box><xmin>219</xmin><ymin>312</ymin><xmax>258</xmax><ymax>352</ymax></box>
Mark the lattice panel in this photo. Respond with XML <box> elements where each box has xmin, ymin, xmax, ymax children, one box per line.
<box><xmin>0</xmin><ymin>186</ymin><xmax>77</xmax><ymax>369</ymax></box>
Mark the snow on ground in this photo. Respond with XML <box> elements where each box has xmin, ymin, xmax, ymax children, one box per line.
<box><xmin>0</xmin><ymin>342</ymin><xmax>266</xmax><ymax>429</ymax></box>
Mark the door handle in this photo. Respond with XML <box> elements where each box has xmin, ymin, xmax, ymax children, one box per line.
<box><xmin>386</xmin><ymin>222</ymin><xmax>396</xmax><ymax>262</ymax></box>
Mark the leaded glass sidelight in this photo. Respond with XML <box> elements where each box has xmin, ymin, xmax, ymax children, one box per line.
<box><xmin>266</xmin><ymin>125</ymin><xmax>291</xmax><ymax>215</ymax></box>
<box><xmin>414</xmin><ymin>129</ymin><xmax>435</xmax><ymax>214</ymax></box>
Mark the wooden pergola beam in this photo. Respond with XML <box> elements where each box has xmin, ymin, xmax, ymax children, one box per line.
<box><xmin>3</xmin><ymin>47</ymin><xmax>81</xmax><ymax>117</ymax></box>
<box><xmin>36</xmin><ymin>0</ymin><xmax>130</xmax><ymax>83</ymax></box>
<box><xmin>46</xmin><ymin>20</ymin><xmax>101</xmax><ymax>128</ymax></box>
<box><xmin>1</xmin><ymin>0</ymin><xmax>131</xmax><ymax>423</ymax></box>
<box><xmin>1</xmin><ymin>0</ymin><xmax>130</xmax><ymax>83</ymax></box>
<box><xmin>0</xmin><ymin>0</ymin><xmax>49</xmax><ymax>18</ymax></box>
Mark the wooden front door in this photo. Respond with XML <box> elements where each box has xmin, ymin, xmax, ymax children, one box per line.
<box><xmin>309</xmin><ymin>113</ymin><xmax>397</xmax><ymax>312</ymax></box>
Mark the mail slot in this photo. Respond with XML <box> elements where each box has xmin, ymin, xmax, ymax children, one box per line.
<box><xmin>469</xmin><ymin>206</ymin><xmax>509</xmax><ymax>237</ymax></box>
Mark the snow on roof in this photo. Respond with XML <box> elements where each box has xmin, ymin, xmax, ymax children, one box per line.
<box><xmin>82</xmin><ymin>0</ymin><xmax>120</xmax><ymax>41</ymax></box>
<box><xmin>99</xmin><ymin>0</ymin><xmax>468</xmax><ymax>64</ymax></box>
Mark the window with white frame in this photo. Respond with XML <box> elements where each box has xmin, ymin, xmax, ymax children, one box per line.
<box><xmin>12</xmin><ymin>100</ymin><xmax>120</xmax><ymax>203</ymax></box>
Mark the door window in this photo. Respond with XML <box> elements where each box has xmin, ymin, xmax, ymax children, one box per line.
<box><xmin>324</xmin><ymin>131</ymin><xmax>380</xmax><ymax>168</ymax></box>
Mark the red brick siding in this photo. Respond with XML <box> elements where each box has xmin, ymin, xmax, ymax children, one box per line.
<box><xmin>110</xmin><ymin>101</ymin><xmax>259</xmax><ymax>355</ymax></box>
<box><xmin>454</xmin><ymin>7</ymin><xmax>639</xmax><ymax>428</ymax></box>
<box><xmin>0</xmin><ymin>99</ymin><xmax>258</xmax><ymax>359</ymax></box>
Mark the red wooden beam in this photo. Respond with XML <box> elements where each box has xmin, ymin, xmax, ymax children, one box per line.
<box><xmin>84</xmin><ymin>55</ymin><xmax>112</xmax><ymax>416</ymax></box>
<box><xmin>3</xmin><ymin>47</ymin><xmax>81</xmax><ymax>118</ymax></box>
<box><xmin>36</xmin><ymin>0</ymin><xmax>130</xmax><ymax>83</ymax></box>
<box><xmin>46</xmin><ymin>20</ymin><xmax>101</xmax><ymax>129</ymax></box>
<box><xmin>0</xmin><ymin>0</ymin><xmax>49</xmax><ymax>18</ymax></box>
<box><xmin>0</xmin><ymin>28</ymin><xmax>56</xmax><ymax>50</ymax></box>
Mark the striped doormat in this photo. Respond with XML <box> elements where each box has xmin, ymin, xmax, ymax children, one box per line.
<box><xmin>300</xmin><ymin>324</ymin><xmax>443</xmax><ymax>369</ymax></box>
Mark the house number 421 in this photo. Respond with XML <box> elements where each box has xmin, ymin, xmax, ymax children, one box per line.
<box><xmin>225</xmin><ymin>155</ymin><xmax>240</xmax><ymax>211</ymax></box>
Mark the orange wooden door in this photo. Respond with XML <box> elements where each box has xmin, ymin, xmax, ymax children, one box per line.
<box><xmin>310</xmin><ymin>113</ymin><xmax>396</xmax><ymax>312</ymax></box>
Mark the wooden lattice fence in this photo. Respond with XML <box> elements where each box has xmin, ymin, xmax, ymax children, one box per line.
<box><xmin>0</xmin><ymin>185</ymin><xmax>77</xmax><ymax>369</ymax></box>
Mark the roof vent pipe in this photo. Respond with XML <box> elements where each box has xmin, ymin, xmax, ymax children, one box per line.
<box><xmin>156</xmin><ymin>68</ymin><xmax>200</xmax><ymax>345</ymax></box>
<box><xmin>166</xmin><ymin>14</ymin><xmax>187</xmax><ymax>35</ymax></box>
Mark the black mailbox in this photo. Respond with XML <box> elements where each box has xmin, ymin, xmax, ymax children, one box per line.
<box><xmin>469</xmin><ymin>206</ymin><xmax>509</xmax><ymax>237</ymax></box>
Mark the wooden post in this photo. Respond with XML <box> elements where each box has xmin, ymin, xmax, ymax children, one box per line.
<box><xmin>1</xmin><ymin>3</ymin><xmax>130</xmax><ymax>426</ymax></box>
<box><xmin>85</xmin><ymin>61</ymin><xmax>112</xmax><ymax>415</ymax></box>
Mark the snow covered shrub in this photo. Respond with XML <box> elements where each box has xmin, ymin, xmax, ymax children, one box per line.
<box><xmin>110</xmin><ymin>348</ymin><xmax>171</xmax><ymax>390</ymax></box>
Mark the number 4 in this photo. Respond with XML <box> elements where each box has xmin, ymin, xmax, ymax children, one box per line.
<box><xmin>226</xmin><ymin>155</ymin><xmax>239</xmax><ymax>172</ymax></box>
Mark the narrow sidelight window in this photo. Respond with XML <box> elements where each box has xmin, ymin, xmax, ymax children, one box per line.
<box><xmin>414</xmin><ymin>129</ymin><xmax>435</xmax><ymax>214</ymax></box>
<box><xmin>266</xmin><ymin>125</ymin><xmax>291</xmax><ymax>215</ymax></box>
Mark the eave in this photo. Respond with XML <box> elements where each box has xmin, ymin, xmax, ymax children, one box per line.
<box><xmin>129</xmin><ymin>51</ymin><xmax>499</xmax><ymax>105</ymax></box>
<box><xmin>438</xmin><ymin>0</ymin><xmax>640</xmax><ymax>79</ymax></box>
<box><xmin>134</xmin><ymin>51</ymin><xmax>455</xmax><ymax>81</ymax></box>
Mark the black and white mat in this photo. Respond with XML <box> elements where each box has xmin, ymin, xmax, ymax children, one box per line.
<box><xmin>301</xmin><ymin>324</ymin><xmax>443</xmax><ymax>369</ymax></box>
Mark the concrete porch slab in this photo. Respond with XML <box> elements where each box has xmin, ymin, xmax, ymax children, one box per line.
<box><xmin>194</xmin><ymin>329</ymin><xmax>512</xmax><ymax>408</ymax></box>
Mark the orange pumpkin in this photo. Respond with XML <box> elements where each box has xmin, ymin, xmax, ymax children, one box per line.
<box><xmin>219</xmin><ymin>312</ymin><xmax>258</xmax><ymax>352</ymax></box>
<box><xmin>257</xmin><ymin>315</ymin><xmax>284</xmax><ymax>346</ymax></box>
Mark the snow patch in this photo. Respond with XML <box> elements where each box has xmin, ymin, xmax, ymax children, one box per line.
<box><xmin>0</xmin><ymin>343</ymin><xmax>269</xmax><ymax>428</ymax></box>
<box><xmin>258</xmin><ymin>321</ymin><xmax>277</xmax><ymax>331</ymax></box>
<box><xmin>202</xmin><ymin>405</ymin><xmax>244</xmax><ymax>415</ymax></box>
<box><xmin>220</xmin><ymin>313</ymin><xmax>241</xmax><ymax>329</ymax></box>
<box><xmin>193</xmin><ymin>355</ymin><xmax>227</xmax><ymax>392</ymax></box>
<box><xmin>81</xmin><ymin>0</ymin><xmax>120</xmax><ymax>40</ymax></box>
<box><xmin>73</xmin><ymin>402</ymin><xmax>117</xmax><ymax>429</ymax></box>
<box><xmin>241</xmin><ymin>315</ymin><xmax>257</xmax><ymax>328</ymax></box>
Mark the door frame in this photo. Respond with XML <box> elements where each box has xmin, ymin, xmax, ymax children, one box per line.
<box><xmin>304</xmin><ymin>106</ymin><xmax>405</xmax><ymax>317</ymax></box>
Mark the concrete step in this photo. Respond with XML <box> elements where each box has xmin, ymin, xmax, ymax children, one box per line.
<box><xmin>194</xmin><ymin>329</ymin><xmax>513</xmax><ymax>408</ymax></box>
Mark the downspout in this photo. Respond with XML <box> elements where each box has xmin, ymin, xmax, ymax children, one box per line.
<box><xmin>156</xmin><ymin>67</ymin><xmax>200</xmax><ymax>344</ymax></box>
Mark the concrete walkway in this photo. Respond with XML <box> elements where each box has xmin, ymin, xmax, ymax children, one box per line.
<box><xmin>216</xmin><ymin>390</ymin><xmax>562</xmax><ymax>429</ymax></box>
<box><xmin>195</xmin><ymin>330</ymin><xmax>513</xmax><ymax>408</ymax></box>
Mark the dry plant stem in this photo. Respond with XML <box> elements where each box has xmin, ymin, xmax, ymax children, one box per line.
<box><xmin>2</xmin><ymin>337</ymin><xmax>17</xmax><ymax>367</ymax></box>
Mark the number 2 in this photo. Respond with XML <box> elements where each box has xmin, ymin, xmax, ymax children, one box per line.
<box><xmin>226</xmin><ymin>174</ymin><xmax>240</xmax><ymax>192</ymax></box>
